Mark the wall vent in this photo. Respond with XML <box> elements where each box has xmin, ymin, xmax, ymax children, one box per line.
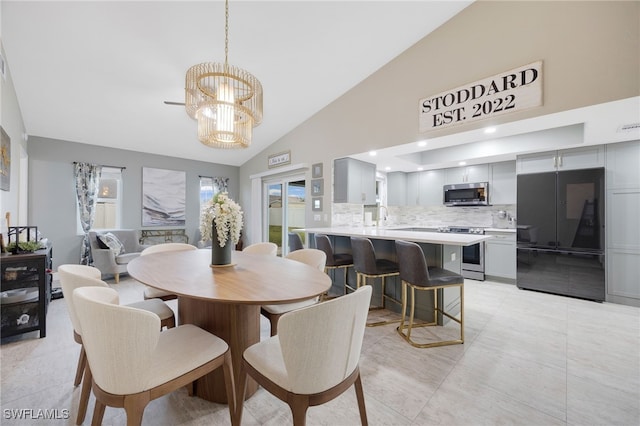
<box><xmin>617</xmin><ymin>123</ymin><xmax>640</xmax><ymax>132</ymax></box>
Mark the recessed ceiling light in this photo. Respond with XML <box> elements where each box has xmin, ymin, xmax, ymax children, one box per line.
<box><xmin>369</xmin><ymin>151</ymin><xmax>377</xmax><ymax>156</ymax></box>
<box><xmin>484</xmin><ymin>127</ymin><xmax>496</xmax><ymax>134</ymax></box>
<box><xmin>417</xmin><ymin>167</ymin><xmax>424</xmax><ymax>171</ymax></box>
<box><xmin>385</xmin><ymin>166</ymin><xmax>391</xmax><ymax>171</ymax></box>
<box><xmin>417</xmin><ymin>141</ymin><xmax>427</xmax><ymax>147</ymax></box>
<box><xmin>459</xmin><ymin>161</ymin><xmax>467</xmax><ymax>166</ymax></box>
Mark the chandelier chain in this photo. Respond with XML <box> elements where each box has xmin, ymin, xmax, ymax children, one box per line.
<box><xmin>224</xmin><ymin>0</ymin><xmax>229</xmax><ymax>67</ymax></box>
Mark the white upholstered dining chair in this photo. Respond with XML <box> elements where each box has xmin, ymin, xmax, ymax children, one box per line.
<box><xmin>243</xmin><ymin>242</ymin><xmax>278</xmax><ymax>256</ymax></box>
<box><xmin>73</xmin><ymin>286</ymin><xmax>238</xmax><ymax>426</ymax></box>
<box><xmin>58</xmin><ymin>264</ymin><xmax>176</xmax><ymax>425</ymax></box>
<box><xmin>140</xmin><ymin>243</ymin><xmax>197</xmax><ymax>301</ymax></box>
<box><xmin>238</xmin><ymin>285</ymin><xmax>372</xmax><ymax>426</ymax></box>
<box><xmin>260</xmin><ymin>248</ymin><xmax>327</xmax><ymax>336</ymax></box>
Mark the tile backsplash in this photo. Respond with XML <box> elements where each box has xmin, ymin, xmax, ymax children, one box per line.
<box><xmin>331</xmin><ymin>203</ymin><xmax>516</xmax><ymax>229</ymax></box>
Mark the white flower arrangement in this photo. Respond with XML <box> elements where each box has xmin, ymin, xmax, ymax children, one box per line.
<box><xmin>200</xmin><ymin>192</ymin><xmax>244</xmax><ymax>248</ymax></box>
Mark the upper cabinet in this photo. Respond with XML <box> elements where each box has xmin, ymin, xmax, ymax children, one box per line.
<box><xmin>390</xmin><ymin>170</ymin><xmax>444</xmax><ymax>206</ymax></box>
<box><xmin>406</xmin><ymin>172</ymin><xmax>419</xmax><ymax>206</ymax></box>
<box><xmin>386</xmin><ymin>162</ymin><xmax>514</xmax><ymax>207</ymax></box>
<box><xmin>489</xmin><ymin>161</ymin><xmax>516</xmax><ymax>205</ymax></box>
<box><xmin>387</xmin><ymin>172</ymin><xmax>407</xmax><ymax>206</ymax></box>
<box><xmin>418</xmin><ymin>169</ymin><xmax>445</xmax><ymax>206</ymax></box>
<box><xmin>606</xmin><ymin>141</ymin><xmax>640</xmax><ymax>190</ymax></box>
<box><xmin>516</xmin><ymin>146</ymin><xmax>605</xmax><ymax>174</ymax></box>
<box><xmin>333</xmin><ymin>158</ymin><xmax>376</xmax><ymax>204</ymax></box>
<box><xmin>444</xmin><ymin>164</ymin><xmax>489</xmax><ymax>185</ymax></box>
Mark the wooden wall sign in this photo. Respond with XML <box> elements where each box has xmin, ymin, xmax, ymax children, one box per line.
<box><xmin>268</xmin><ymin>151</ymin><xmax>291</xmax><ymax>168</ymax></box>
<box><xmin>419</xmin><ymin>61</ymin><xmax>543</xmax><ymax>132</ymax></box>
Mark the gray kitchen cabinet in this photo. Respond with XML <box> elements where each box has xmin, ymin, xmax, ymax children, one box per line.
<box><xmin>606</xmin><ymin>141</ymin><xmax>640</xmax><ymax>189</ymax></box>
<box><xmin>387</xmin><ymin>172</ymin><xmax>407</xmax><ymax>206</ymax></box>
<box><xmin>516</xmin><ymin>146</ymin><xmax>605</xmax><ymax>174</ymax></box>
<box><xmin>489</xmin><ymin>161</ymin><xmax>516</xmax><ymax>205</ymax></box>
<box><xmin>444</xmin><ymin>164</ymin><xmax>489</xmax><ymax>184</ymax></box>
<box><xmin>484</xmin><ymin>231</ymin><xmax>516</xmax><ymax>280</ymax></box>
<box><xmin>605</xmin><ymin>141</ymin><xmax>640</xmax><ymax>304</ymax></box>
<box><xmin>400</xmin><ymin>169</ymin><xmax>445</xmax><ymax>207</ymax></box>
<box><xmin>441</xmin><ymin>244</ymin><xmax>462</xmax><ymax>321</ymax></box>
<box><xmin>406</xmin><ymin>172</ymin><xmax>419</xmax><ymax>206</ymax></box>
<box><xmin>333</xmin><ymin>157</ymin><xmax>376</xmax><ymax>204</ymax></box>
<box><xmin>418</xmin><ymin>169</ymin><xmax>445</xmax><ymax>206</ymax></box>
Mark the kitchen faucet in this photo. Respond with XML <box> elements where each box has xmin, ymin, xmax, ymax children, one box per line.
<box><xmin>377</xmin><ymin>205</ymin><xmax>389</xmax><ymax>227</ymax></box>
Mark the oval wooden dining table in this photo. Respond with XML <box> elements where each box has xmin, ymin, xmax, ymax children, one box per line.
<box><xmin>127</xmin><ymin>248</ymin><xmax>331</xmax><ymax>404</ymax></box>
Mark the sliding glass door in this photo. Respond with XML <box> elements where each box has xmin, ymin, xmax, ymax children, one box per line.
<box><xmin>264</xmin><ymin>175</ymin><xmax>306</xmax><ymax>256</ymax></box>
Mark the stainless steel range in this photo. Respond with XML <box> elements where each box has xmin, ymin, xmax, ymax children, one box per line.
<box><xmin>438</xmin><ymin>226</ymin><xmax>485</xmax><ymax>281</ymax></box>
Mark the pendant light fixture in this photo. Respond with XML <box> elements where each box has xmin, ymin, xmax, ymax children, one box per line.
<box><xmin>185</xmin><ymin>0</ymin><xmax>263</xmax><ymax>149</ymax></box>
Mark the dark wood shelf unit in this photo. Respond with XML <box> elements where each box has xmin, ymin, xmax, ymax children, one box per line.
<box><xmin>1</xmin><ymin>245</ymin><xmax>52</xmax><ymax>339</ymax></box>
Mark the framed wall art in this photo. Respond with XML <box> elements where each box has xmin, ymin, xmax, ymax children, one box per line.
<box><xmin>312</xmin><ymin>197</ymin><xmax>323</xmax><ymax>212</ymax></box>
<box><xmin>142</xmin><ymin>167</ymin><xmax>186</xmax><ymax>226</ymax></box>
<box><xmin>312</xmin><ymin>162</ymin><xmax>323</xmax><ymax>178</ymax></box>
<box><xmin>311</xmin><ymin>178</ymin><xmax>324</xmax><ymax>196</ymax></box>
<box><xmin>1</xmin><ymin>126</ymin><xmax>10</xmax><ymax>191</ymax></box>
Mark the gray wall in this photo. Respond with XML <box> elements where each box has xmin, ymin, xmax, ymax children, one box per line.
<box><xmin>238</xmin><ymin>1</ymin><xmax>640</xmax><ymax>240</ymax></box>
<box><xmin>0</xmin><ymin>43</ymin><xmax>28</xmax><ymax>227</ymax></box>
<box><xmin>27</xmin><ymin>137</ymin><xmax>239</xmax><ymax>269</ymax></box>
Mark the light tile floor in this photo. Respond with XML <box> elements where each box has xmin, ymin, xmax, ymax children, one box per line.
<box><xmin>1</xmin><ymin>278</ymin><xmax>638</xmax><ymax>425</ymax></box>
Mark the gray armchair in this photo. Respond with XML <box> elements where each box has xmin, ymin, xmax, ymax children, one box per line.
<box><xmin>88</xmin><ymin>229</ymin><xmax>148</xmax><ymax>283</ymax></box>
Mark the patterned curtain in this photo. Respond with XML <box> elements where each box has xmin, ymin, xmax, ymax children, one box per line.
<box><xmin>74</xmin><ymin>163</ymin><xmax>102</xmax><ymax>265</ymax></box>
<box><xmin>200</xmin><ymin>176</ymin><xmax>229</xmax><ymax>206</ymax></box>
<box><xmin>212</xmin><ymin>177</ymin><xmax>229</xmax><ymax>194</ymax></box>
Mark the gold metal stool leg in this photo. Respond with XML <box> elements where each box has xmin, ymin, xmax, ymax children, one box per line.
<box><xmin>396</xmin><ymin>280</ymin><xmax>464</xmax><ymax>348</ymax></box>
<box><xmin>359</xmin><ymin>272</ymin><xmax>402</xmax><ymax>327</ymax></box>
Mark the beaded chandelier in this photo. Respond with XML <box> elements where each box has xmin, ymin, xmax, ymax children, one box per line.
<box><xmin>185</xmin><ymin>0</ymin><xmax>263</xmax><ymax>149</ymax></box>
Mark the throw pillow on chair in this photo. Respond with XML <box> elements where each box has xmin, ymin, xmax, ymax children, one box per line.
<box><xmin>97</xmin><ymin>232</ymin><xmax>125</xmax><ymax>255</ymax></box>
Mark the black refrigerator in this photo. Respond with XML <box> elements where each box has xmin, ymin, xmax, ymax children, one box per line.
<box><xmin>516</xmin><ymin>168</ymin><xmax>605</xmax><ymax>301</ymax></box>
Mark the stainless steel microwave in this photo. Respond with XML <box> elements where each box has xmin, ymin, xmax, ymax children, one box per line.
<box><xmin>443</xmin><ymin>182</ymin><xmax>489</xmax><ymax>206</ymax></box>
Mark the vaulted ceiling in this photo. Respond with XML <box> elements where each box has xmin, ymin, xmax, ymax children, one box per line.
<box><xmin>2</xmin><ymin>1</ymin><xmax>473</xmax><ymax>166</ymax></box>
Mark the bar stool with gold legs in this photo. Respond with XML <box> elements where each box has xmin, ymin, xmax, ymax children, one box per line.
<box><xmin>314</xmin><ymin>234</ymin><xmax>353</xmax><ymax>298</ymax></box>
<box><xmin>394</xmin><ymin>240</ymin><xmax>464</xmax><ymax>348</ymax></box>
<box><xmin>350</xmin><ymin>236</ymin><xmax>400</xmax><ymax>327</ymax></box>
<box><xmin>288</xmin><ymin>232</ymin><xmax>304</xmax><ymax>252</ymax></box>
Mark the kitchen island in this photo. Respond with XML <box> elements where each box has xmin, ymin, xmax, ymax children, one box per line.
<box><xmin>303</xmin><ymin>227</ymin><xmax>492</xmax><ymax>322</ymax></box>
<box><xmin>303</xmin><ymin>226</ymin><xmax>492</xmax><ymax>246</ymax></box>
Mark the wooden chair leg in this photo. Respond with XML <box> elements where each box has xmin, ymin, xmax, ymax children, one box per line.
<box><xmin>77</xmin><ymin>362</ymin><xmax>92</xmax><ymax>425</ymax></box>
<box><xmin>114</xmin><ymin>273</ymin><xmax>120</xmax><ymax>284</ymax></box>
<box><xmin>288</xmin><ymin>394</ymin><xmax>310</xmax><ymax>426</ymax></box>
<box><xmin>74</xmin><ymin>346</ymin><xmax>86</xmax><ymax>387</ymax></box>
<box><xmin>91</xmin><ymin>399</ymin><xmax>106</xmax><ymax>426</ymax></box>
<box><xmin>123</xmin><ymin>394</ymin><xmax>150</xmax><ymax>426</ymax></box>
<box><xmin>222</xmin><ymin>351</ymin><xmax>238</xmax><ymax>426</ymax></box>
<box><xmin>236</xmin><ymin>361</ymin><xmax>249</xmax><ymax>426</ymax></box>
<box><xmin>353</xmin><ymin>371</ymin><xmax>368</xmax><ymax>426</ymax></box>
<box><xmin>161</xmin><ymin>316</ymin><xmax>176</xmax><ymax>329</ymax></box>
<box><xmin>269</xmin><ymin>314</ymin><xmax>281</xmax><ymax>337</ymax></box>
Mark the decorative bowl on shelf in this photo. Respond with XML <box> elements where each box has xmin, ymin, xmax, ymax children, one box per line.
<box><xmin>1</xmin><ymin>287</ymin><xmax>39</xmax><ymax>304</ymax></box>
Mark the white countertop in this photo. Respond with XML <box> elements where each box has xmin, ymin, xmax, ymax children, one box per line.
<box><xmin>303</xmin><ymin>227</ymin><xmax>492</xmax><ymax>246</ymax></box>
<box><xmin>485</xmin><ymin>228</ymin><xmax>517</xmax><ymax>233</ymax></box>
